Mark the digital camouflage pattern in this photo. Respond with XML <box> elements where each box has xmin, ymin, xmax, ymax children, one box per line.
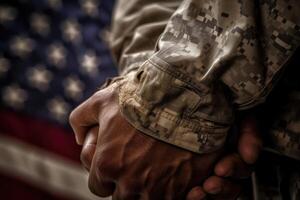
<box><xmin>110</xmin><ymin>0</ymin><xmax>300</xmax><ymax>154</ymax></box>
<box><xmin>256</xmin><ymin>46</ymin><xmax>300</xmax><ymax>159</ymax></box>
<box><xmin>109</xmin><ymin>0</ymin><xmax>300</xmax><ymax>199</ymax></box>
<box><xmin>239</xmin><ymin>51</ymin><xmax>300</xmax><ymax>199</ymax></box>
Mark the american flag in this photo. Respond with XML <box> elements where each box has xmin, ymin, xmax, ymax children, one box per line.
<box><xmin>0</xmin><ymin>0</ymin><xmax>117</xmax><ymax>199</ymax></box>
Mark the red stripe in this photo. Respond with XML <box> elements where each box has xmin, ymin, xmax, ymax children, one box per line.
<box><xmin>0</xmin><ymin>173</ymin><xmax>75</xmax><ymax>200</ymax></box>
<box><xmin>0</xmin><ymin>110</ymin><xmax>81</xmax><ymax>163</ymax></box>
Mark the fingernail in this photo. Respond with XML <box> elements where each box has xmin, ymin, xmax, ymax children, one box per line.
<box><xmin>207</xmin><ymin>187</ymin><xmax>222</xmax><ymax>195</ymax></box>
<box><xmin>215</xmin><ymin>165</ymin><xmax>233</xmax><ymax>177</ymax></box>
<box><xmin>186</xmin><ymin>187</ymin><xmax>207</xmax><ymax>200</ymax></box>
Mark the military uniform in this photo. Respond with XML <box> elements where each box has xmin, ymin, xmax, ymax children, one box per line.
<box><xmin>109</xmin><ymin>0</ymin><xmax>300</xmax><ymax>199</ymax></box>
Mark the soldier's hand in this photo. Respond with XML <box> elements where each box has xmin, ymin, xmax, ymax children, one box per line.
<box><xmin>69</xmin><ymin>84</ymin><xmax>224</xmax><ymax>200</ymax></box>
<box><xmin>186</xmin><ymin>117</ymin><xmax>262</xmax><ymax>200</ymax></box>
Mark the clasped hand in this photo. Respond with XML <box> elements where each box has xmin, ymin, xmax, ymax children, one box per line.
<box><xmin>69</xmin><ymin>83</ymin><xmax>262</xmax><ymax>200</ymax></box>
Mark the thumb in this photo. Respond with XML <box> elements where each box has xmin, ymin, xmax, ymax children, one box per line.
<box><xmin>238</xmin><ymin>116</ymin><xmax>262</xmax><ymax>164</ymax></box>
<box><xmin>69</xmin><ymin>91</ymin><xmax>104</xmax><ymax>145</ymax></box>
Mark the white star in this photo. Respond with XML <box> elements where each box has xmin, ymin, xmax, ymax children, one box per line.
<box><xmin>0</xmin><ymin>6</ymin><xmax>17</xmax><ymax>24</ymax></box>
<box><xmin>0</xmin><ymin>57</ymin><xmax>10</xmax><ymax>76</ymax></box>
<box><xmin>80</xmin><ymin>0</ymin><xmax>99</xmax><ymax>17</ymax></box>
<box><xmin>27</xmin><ymin>65</ymin><xmax>53</xmax><ymax>91</ymax></box>
<box><xmin>30</xmin><ymin>13</ymin><xmax>50</xmax><ymax>36</ymax></box>
<box><xmin>47</xmin><ymin>97</ymin><xmax>70</xmax><ymax>122</ymax></box>
<box><xmin>80</xmin><ymin>50</ymin><xmax>100</xmax><ymax>75</ymax></box>
<box><xmin>2</xmin><ymin>84</ymin><xmax>28</xmax><ymax>108</ymax></box>
<box><xmin>10</xmin><ymin>36</ymin><xmax>34</xmax><ymax>58</ymax></box>
<box><xmin>63</xmin><ymin>76</ymin><xmax>85</xmax><ymax>100</ymax></box>
<box><xmin>47</xmin><ymin>0</ymin><xmax>62</xmax><ymax>10</ymax></box>
<box><xmin>61</xmin><ymin>19</ymin><xmax>81</xmax><ymax>43</ymax></box>
<box><xmin>47</xmin><ymin>43</ymin><xmax>67</xmax><ymax>68</ymax></box>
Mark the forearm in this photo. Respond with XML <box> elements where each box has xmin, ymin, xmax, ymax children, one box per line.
<box><xmin>111</xmin><ymin>0</ymin><xmax>300</xmax><ymax>154</ymax></box>
<box><xmin>110</xmin><ymin>0</ymin><xmax>181</xmax><ymax>75</ymax></box>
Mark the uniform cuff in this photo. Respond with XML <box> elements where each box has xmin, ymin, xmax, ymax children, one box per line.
<box><xmin>117</xmin><ymin>57</ymin><xmax>234</xmax><ymax>153</ymax></box>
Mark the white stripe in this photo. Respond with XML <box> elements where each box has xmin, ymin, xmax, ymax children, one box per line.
<box><xmin>0</xmin><ymin>134</ymin><xmax>110</xmax><ymax>200</ymax></box>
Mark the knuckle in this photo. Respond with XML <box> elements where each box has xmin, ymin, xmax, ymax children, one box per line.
<box><xmin>95</xmin><ymin>155</ymin><xmax>118</xmax><ymax>179</ymax></box>
<box><xmin>89</xmin><ymin>93</ymin><xmax>104</xmax><ymax>112</ymax></box>
<box><xmin>68</xmin><ymin>109</ymin><xmax>78</xmax><ymax>126</ymax></box>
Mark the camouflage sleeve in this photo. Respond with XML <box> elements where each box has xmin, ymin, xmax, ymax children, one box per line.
<box><xmin>110</xmin><ymin>0</ymin><xmax>181</xmax><ymax>75</ymax></box>
<box><xmin>111</xmin><ymin>0</ymin><xmax>300</xmax><ymax>154</ymax></box>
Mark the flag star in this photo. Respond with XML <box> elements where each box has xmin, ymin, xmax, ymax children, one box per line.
<box><xmin>63</xmin><ymin>76</ymin><xmax>85</xmax><ymax>100</ymax></box>
<box><xmin>61</xmin><ymin>19</ymin><xmax>81</xmax><ymax>44</ymax></box>
<box><xmin>2</xmin><ymin>84</ymin><xmax>28</xmax><ymax>108</ymax></box>
<box><xmin>0</xmin><ymin>57</ymin><xmax>10</xmax><ymax>76</ymax></box>
<box><xmin>27</xmin><ymin>65</ymin><xmax>53</xmax><ymax>91</ymax></box>
<box><xmin>0</xmin><ymin>6</ymin><xmax>17</xmax><ymax>24</ymax></box>
<box><xmin>30</xmin><ymin>13</ymin><xmax>50</xmax><ymax>36</ymax></box>
<box><xmin>80</xmin><ymin>0</ymin><xmax>99</xmax><ymax>17</ymax></box>
<box><xmin>47</xmin><ymin>0</ymin><xmax>62</xmax><ymax>10</ymax></box>
<box><xmin>48</xmin><ymin>97</ymin><xmax>70</xmax><ymax>122</ymax></box>
<box><xmin>47</xmin><ymin>43</ymin><xmax>67</xmax><ymax>68</ymax></box>
<box><xmin>80</xmin><ymin>51</ymin><xmax>100</xmax><ymax>75</ymax></box>
<box><xmin>10</xmin><ymin>36</ymin><xmax>34</xmax><ymax>58</ymax></box>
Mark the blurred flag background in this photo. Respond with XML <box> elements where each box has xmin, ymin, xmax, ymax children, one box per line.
<box><xmin>0</xmin><ymin>0</ymin><xmax>117</xmax><ymax>199</ymax></box>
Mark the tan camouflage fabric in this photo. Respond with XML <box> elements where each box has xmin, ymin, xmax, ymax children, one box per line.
<box><xmin>257</xmin><ymin>47</ymin><xmax>300</xmax><ymax>161</ymax></box>
<box><xmin>238</xmin><ymin>49</ymin><xmax>300</xmax><ymax>199</ymax></box>
<box><xmin>109</xmin><ymin>0</ymin><xmax>300</xmax><ymax>154</ymax></box>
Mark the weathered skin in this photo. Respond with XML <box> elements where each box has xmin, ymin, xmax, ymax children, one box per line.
<box><xmin>70</xmin><ymin>83</ymin><xmax>223</xmax><ymax>200</ymax></box>
<box><xmin>70</xmin><ymin>82</ymin><xmax>262</xmax><ymax>200</ymax></box>
<box><xmin>79</xmin><ymin>110</ymin><xmax>262</xmax><ymax>200</ymax></box>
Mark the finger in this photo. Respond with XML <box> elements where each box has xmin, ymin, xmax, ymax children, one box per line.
<box><xmin>88</xmin><ymin>151</ymin><xmax>116</xmax><ymax>197</ymax></box>
<box><xmin>238</xmin><ymin>117</ymin><xmax>262</xmax><ymax>164</ymax></box>
<box><xmin>87</xmin><ymin>127</ymin><xmax>116</xmax><ymax>197</ymax></box>
<box><xmin>186</xmin><ymin>186</ymin><xmax>207</xmax><ymax>200</ymax></box>
<box><xmin>88</xmin><ymin>172</ymin><xmax>115</xmax><ymax>197</ymax></box>
<box><xmin>214</xmin><ymin>154</ymin><xmax>252</xmax><ymax>179</ymax></box>
<box><xmin>203</xmin><ymin>176</ymin><xmax>241</xmax><ymax>199</ymax></box>
<box><xmin>69</xmin><ymin>91</ymin><xmax>102</xmax><ymax>145</ymax></box>
<box><xmin>80</xmin><ymin>126</ymin><xmax>98</xmax><ymax>170</ymax></box>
